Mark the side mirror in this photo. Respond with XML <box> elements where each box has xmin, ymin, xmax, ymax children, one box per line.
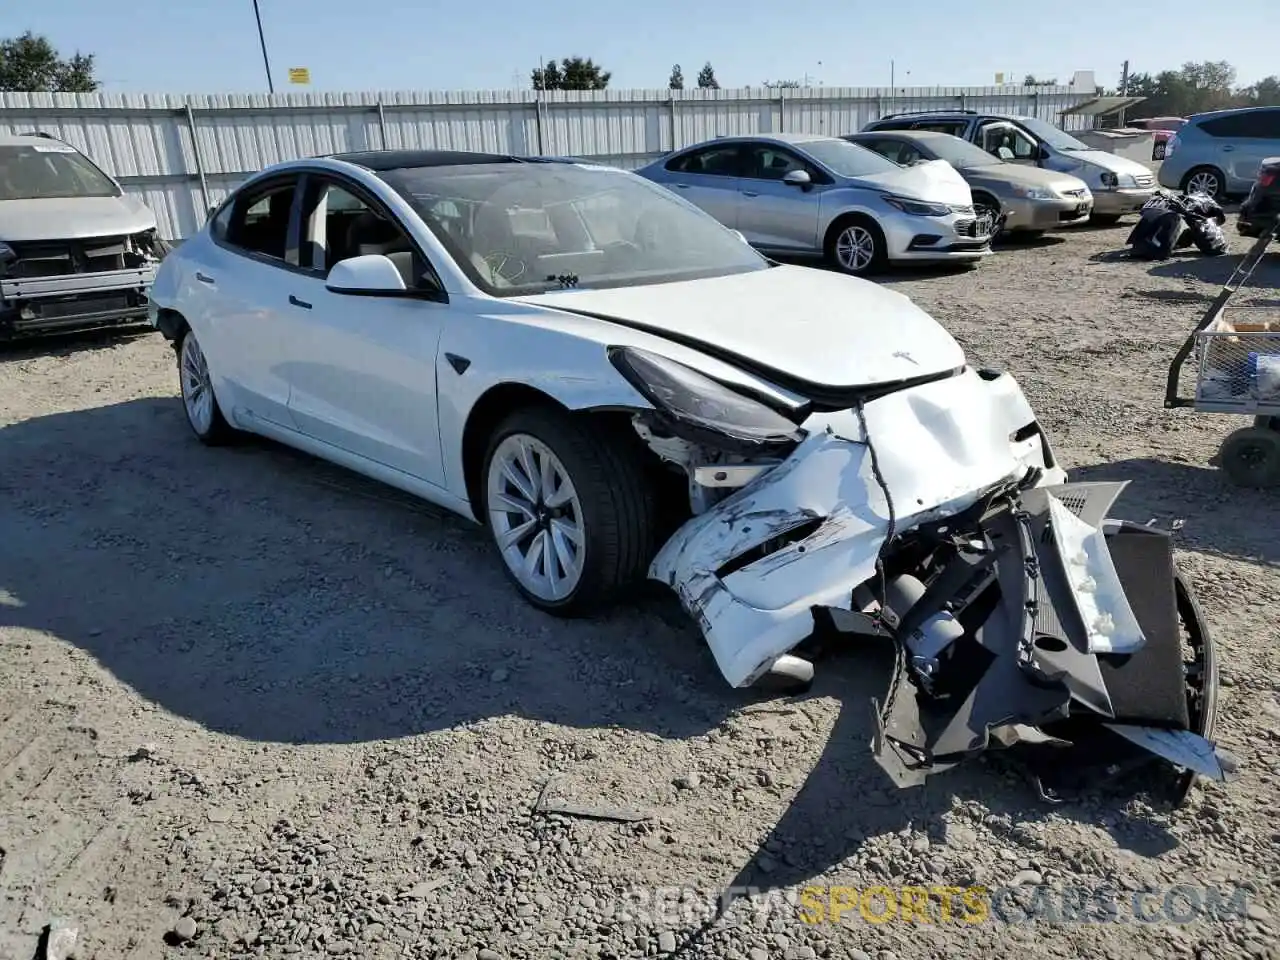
<box><xmin>325</xmin><ymin>254</ymin><xmax>408</xmax><ymax>295</ymax></box>
<box><xmin>782</xmin><ymin>169</ymin><xmax>812</xmax><ymax>188</ymax></box>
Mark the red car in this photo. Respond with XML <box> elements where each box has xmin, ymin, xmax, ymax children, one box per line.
<box><xmin>1128</xmin><ymin>117</ymin><xmax>1187</xmax><ymax>161</ymax></box>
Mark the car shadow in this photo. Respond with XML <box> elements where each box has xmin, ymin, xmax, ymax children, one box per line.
<box><xmin>0</xmin><ymin>324</ymin><xmax>154</xmax><ymax>362</ymax></box>
<box><xmin>0</xmin><ymin>398</ymin><xmax>1189</xmax><ymax>900</ymax></box>
<box><xmin>1070</xmin><ymin>457</ymin><xmax>1280</xmax><ymax>566</ymax></box>
<box><xmin>1147</xmin><ymin>251</ymin><xmax>1280</xmax><ymax>286</ymax></box>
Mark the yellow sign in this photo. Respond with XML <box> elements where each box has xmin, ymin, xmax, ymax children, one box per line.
<box><xmin>288</xmin><ymin>67</ymin><xmax>311</xmax><ymax>85</ymax></box>
<box><xmin>995</xmin><ymin>72</ymin><xmax>1005</xmax><ymax>85</ymax></box>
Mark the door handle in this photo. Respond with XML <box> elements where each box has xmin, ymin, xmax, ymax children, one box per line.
<box><xmin>195</xmin><ymin>271</ymin><xmax>215</xmax><ymax>284</ymax></box>
<box><xmin>741</xmin><ymin>191</ymin><xmax>759</xmax><ymax>197</ymax></box>
<box><xmin>673</xmin><ymin>183</ymin><xmax>690</xmax><ymax>189</ymax></box>
<box><xmin>288</xmin><ymin>295</ymin><xmax>312</xmax><ymax>310</ymax></box>
<box><xmin>1221</xmin><ymin>145</ymin><xmax>1234</xmax><ymax>152</ymax></box>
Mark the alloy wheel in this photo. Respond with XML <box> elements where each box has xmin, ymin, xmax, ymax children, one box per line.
<box><xmin>486</xmin><ymin>433</ymin><xmax>586</xmax><ymax>602</ymax></box>
<box><xmin>180</xmin><ymin>333</ymin><xmax>215</xmax><ymax>435</ymax></box>
<box><xmin>835</xmin><ymin>225</ymin><xmax>877</xmax><ymax>273</ymax></box>
<box><xmin>1187</xmin><ymin>170</ymin><xmax>1221</xmax><ymax>198</ymax></box>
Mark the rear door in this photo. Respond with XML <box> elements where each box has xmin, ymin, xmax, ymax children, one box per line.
<box><xmin>653</xmin><ymin>144</ymin><xmax>745</xmax><ymax>228</ymax></box>
<box><xmin>196</xmin><ymin>174</ymin><xmax>304</xmax><ymax>429</ymax></box>
<box><xmin>735</xmin><ymin>142</ymin><xmax>829</xmax><ymax>251</ymax></box>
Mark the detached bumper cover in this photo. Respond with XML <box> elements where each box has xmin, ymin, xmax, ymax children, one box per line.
<box><xmin>650</xmin><ymin>367</ymin><xmax>1234</xmax><ymax>788</ymax></box>
<box><xmin>650</xmin><ymin>367</ymin><xmax>1061</xmax><ymax>688</ymax></box>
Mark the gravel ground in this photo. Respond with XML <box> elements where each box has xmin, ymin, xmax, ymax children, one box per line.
<box><xmin>1</xmin><ymin>223</ymin><xmax>1279</xmax><ymax>960</ymax></box>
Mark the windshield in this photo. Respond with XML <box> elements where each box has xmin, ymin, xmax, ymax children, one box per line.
<box><xmin>0</xmin><ymin>143</ymin><xmax>120</xmax><ymax>201</ymax></box>
<box><xmin>1014</xmin><ymin>117</ymin><xmax>1089</xmax><ymax>152</ymax></box>
<box><xmin>380</xmin><ymin>162</ymin><xmax>769</xmax><ymax>297</ymax></box>
<box><xmin>793</xmin><ymin>138</ymin><xmax>902</xmax><ymax>178</ymax></box>
<box><xmin>918</xmin><ymin>135</ymin><xmax>1005</xmax><ymax>169</ymax></box>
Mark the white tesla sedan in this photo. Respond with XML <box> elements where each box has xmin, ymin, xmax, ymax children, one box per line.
<box><xmin>149</xmin><ymin>149</ymin><xmax>1228</xmax><ymax>794</ymax></box>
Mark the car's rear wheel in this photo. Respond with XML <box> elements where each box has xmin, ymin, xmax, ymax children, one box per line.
<box><xmin>1182</xmin><ymin>166</ymin><xmax>1226</xmax><ymax>200</ymax></box>
<box><xmin>825</xmin><ymin>216</ymin><xmax>887</xmax><ymax>275</ymax></box>
<box><xmin>482</xmin><ymin>408</ymin><xmax>657</xmax><ymax>614</ymax></box>
<box><xmin>178</xmin><ymin>328</ymin><xmax>236</xmax><ymax>445</ymax></box>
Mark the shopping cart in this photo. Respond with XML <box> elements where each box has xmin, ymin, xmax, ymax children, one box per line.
<box><xmin>1165</xmin><ymin>219</ymin><xmax>1280</xmax><ymax>487</ymax></box>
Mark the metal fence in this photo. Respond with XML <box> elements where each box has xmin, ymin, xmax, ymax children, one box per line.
<box><xmin>1</xmin><ymin>85</ymin><xmax>1097</xmax><ymax>240</ymax></box>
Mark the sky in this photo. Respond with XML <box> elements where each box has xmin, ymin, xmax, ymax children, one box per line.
<box><xmin>8</xmin><ymin>0</ymin><xmax>1277</xmax><ymax>95</ymax></box>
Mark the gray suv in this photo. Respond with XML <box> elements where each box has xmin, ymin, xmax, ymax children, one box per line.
<box><xmin>1157</xmin><ymin>107</ymin><xmax>1280</xmax><ymax>200</ymax></box>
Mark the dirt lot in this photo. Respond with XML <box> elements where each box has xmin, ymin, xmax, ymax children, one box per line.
<box><xmin>2</xmin><ymin>224</ymin><xmax>1279</xmax><ymax>960</ymax></box>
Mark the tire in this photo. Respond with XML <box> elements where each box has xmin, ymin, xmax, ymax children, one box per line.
<box><xmin>1181</xmin><ymin>166</ymin><xmax>1226</xmax><ymax>201</ymax></box>
<box><xmin>481</xmin><ymin>407</ymin><xmax>658</xmax><ymax>615</ymax></box>
<box><xmin>825</xmin><ymin>216</ymin><xmax>887</xmax><ymax>275</ymax></box>
<box><xmin>177</xmin><ymin>327</ymin><xmax>236</xmax><ymax>445</ymax></box>
<box><xmin>1218</xmin><ymin>426</ymin><xmax>1280</xmax><ymax>488</ymax></box>
<box><xmin>1089</xmin><ymin>213</ymin><xmax>1123</xmax><ymax>226</ymax></box>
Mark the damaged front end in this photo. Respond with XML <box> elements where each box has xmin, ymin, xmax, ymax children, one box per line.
<box><xmin>623</xmin><ymin>350</ymin><xmax>1233</xmax><ymax>801</ymax></box>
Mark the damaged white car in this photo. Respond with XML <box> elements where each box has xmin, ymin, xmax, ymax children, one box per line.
<box><xmin>149</xmin><ymin>150</ymin><xmax>1232</xmax><ymax>801</ymax></box>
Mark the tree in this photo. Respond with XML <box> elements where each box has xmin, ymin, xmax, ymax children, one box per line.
<box><xmin>1022</xmin><ymin>74</ymin><xmax>1058</xmax><ymax>87</ymax></box>
<box><xmin>0</xmin><ymin>31</ymin><xmax>99</xmax><ymax>92</ymax></box>
<box><xmin>762</xmin><ymin>79</ymin><xmax>801</xmax><ymax>89</ymax></box>
<box><xmin>668</xmin><ymin>64</ymin><xmax>684</xmax><ymax>90</ymax></box>
<box><xmin>1241</xmin><ymin>75</ymin><xmax>1280</xmax><ymax>106</ymax></box>
<box><xmin>697</xmin><ymin>62</ymin><xmax>718</xmax><ymax>90</ymax></box>
<box><xmin>532</xmin><ymin>56</ymin><xmax>610</xmax><ymax>90</ymax></box>
<box><xmin>1110</xmin><ymin>61</ymin><xmax>1239</xmax><ymax>117</ymax></box>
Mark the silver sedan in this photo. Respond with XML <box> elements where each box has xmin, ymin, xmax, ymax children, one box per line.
<box><xmin>635</xmin><ymin>133</ymin><xmax>992</xmax><ymax>275</ymax></box>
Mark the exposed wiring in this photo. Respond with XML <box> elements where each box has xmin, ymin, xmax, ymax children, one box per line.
<box><xmin>854</xmin><ymin>401</ymin><xmax>905</xmax><ymax>731</ymax></box>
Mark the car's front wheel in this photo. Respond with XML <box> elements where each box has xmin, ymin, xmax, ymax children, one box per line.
<box><xmin>1182</xmin><ymin>166</ymin><xmax>1226</xmax><ymax>200</ymax></box>
<box><xmin>825</xmin><ymin>216</ymin><xmax>887</xmax><ymax>275</ymax></box>
<box><xmin>481</xmin><ymin>408</ymin><xmax>658</xmax><ymax>614</ymax></box>
<box><xmin>178</xmin><ymin>328</ymin><xmax>236</xmax><ymax>445</ymax></box>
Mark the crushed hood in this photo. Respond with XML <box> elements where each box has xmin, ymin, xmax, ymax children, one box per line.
<box><xmin>850</xmin><ymin>159</ymin><xmax>974</xmax><ymax>206</ymax></box>
<box><xmin>516</xmin><ymin>265</ymin><xmax>966</xmax><ymax>390</ymax></box>
<box><xmin>0</xmin><ymin>195</ymin><xmax>156</xmax><ymax>242</ymax></box>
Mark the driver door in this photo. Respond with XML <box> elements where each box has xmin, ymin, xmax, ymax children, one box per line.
<box><xmin>280</xmin><ymin>173</ymin><xmax>451</xmax><ymax>486</ymax></box>
<box><xmin>977</xmin><ymin>121</ymin><xmax>1041</xmax><ymax>166</ymax></box>
<box><xmin>736</xmin><ymin>142</ymin><xmax>826</xmax><ymax>251</ymax></box>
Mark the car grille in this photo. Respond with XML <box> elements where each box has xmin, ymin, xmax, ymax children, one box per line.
<box><xmin>1062</xmin><ymin>188</ymin><xmax>1088</xmax><ymax>198</ymax></box>
<box><xmin>1133</xmin><ymin>174</ymin><xmax>1155</xmax><ymax>188</ymax></box>
<box><xmin>3</xmin><ymin>236</ymin><xmax>131</xmax><ymax>278</ymax></box>
<box><xmin>954</xmin><ymin>218</ymin><xmax>987</xmax><ymax>238</ymax></box>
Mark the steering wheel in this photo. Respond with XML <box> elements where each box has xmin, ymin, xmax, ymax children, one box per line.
<box><xmin>482</xmin><ymin>252</ymin><xmax>527</xmax><ymax>285</ymax></box>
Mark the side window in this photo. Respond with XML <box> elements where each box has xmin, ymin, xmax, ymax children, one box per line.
<box><xmin>666</xmin><ymin>145</ymin><xmax>743</xmax><ymax>177</ymax></box>
<box><xmin>896</xmin><ymin>144</ymin><xmax>925</xmax><ymax>166</ymax></box>
<box><xmin>1197</xmin><ymin>111</ymin><xmax>1280</xmax><ymax>139</ymax></box>
<box><xmin>868</xmin><ymin>119</ymin><xmax>912</xmax><ymax>131</ymax></box>
<box><xmin>743</xmin><ymin>144</ymin><xmax>811</xmax><ymax>181</ymax></box>
<box><xmin>300</xmin><ymin>180</ymin><xmax>410</xmax><ymax>271</ymax></box>
<box><xmin>222</xmin><ymin>180</ymin><xmax>297</xmax><ymax>261</ymax></box>
<box><xmin>298</xmin><ymin>177</ymin><xmax>435</xmax><ymax>291</ymax></box>
<box><xmin>856</xmin><ymin>138</ymin><xmax>901</xmax><ymax>162</ymax></box>
<box><xmin>978</xmin><ymin>123</ymin><xmax>1038</xmax><ymax>161</ymax></box>
<box><xmin>912</xmin><ymin>121</ymin><xmax>967</xmax><ymax>137</ymax></box>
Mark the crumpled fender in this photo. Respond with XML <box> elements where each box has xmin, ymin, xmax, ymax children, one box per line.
<box><xmin>650</xmin><ymin>367</ymin><xmax>1066</xmax><ymax>687</ymax></box>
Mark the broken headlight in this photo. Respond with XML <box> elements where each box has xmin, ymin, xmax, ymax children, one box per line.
<box><xmin>608</xmin><ymin>346</ymin><xmax>804</xmax><ymax>452</ymax></box>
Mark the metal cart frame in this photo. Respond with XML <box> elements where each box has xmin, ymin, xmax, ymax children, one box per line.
<box><xmin>1165</xmin><ymin>219</ymin><xmax>1280</xmax><ymax>487</ymax></box>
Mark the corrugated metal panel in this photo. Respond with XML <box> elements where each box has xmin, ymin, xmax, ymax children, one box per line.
<box><xmin>1</xmin><ymin>85</ymin><xmax>1097</xmax><ymax>239</ymax></box>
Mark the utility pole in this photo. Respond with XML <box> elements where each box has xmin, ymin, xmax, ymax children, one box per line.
<box><xmin>1118</xmin><ymin>59</ymin><xmax>1130</xmax><ymax>126</ymax></box>
<box><xmin>252</xmin><ymin>0</ymin><xmax>274</xmax><ymax>94</ymax></box>
<box><xmin>890</xmin><ymin>60</ymin><xmax>895</xmax><ymax>113</ymax></box>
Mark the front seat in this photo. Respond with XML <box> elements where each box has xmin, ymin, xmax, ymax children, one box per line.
<box><xmin>345</xmin><ymin>212</ymin><xmax>409</xmax><ymax>259</ymax></box>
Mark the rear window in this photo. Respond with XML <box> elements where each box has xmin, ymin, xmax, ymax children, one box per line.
<box><xmin>0</xmin><ymin>143</ymin><xmax>120</xmax><ymax>201</ymax></box>
<box><xmin>1197</xmin><ymin>109</ymin><xmax>1280</xmax><ymax>140</ymax></box>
